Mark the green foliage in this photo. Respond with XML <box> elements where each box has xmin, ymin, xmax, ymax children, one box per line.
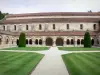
<box><xmin>0</xmin><ymin>11</ymin><xmax>5</xmax><ymax>20</ymax></box>
<box><xmin>84</xmin><ymin>31</ymin><xmax>91</xmax><ymax>48</ymax></box>
<box><xmin>18</xmin><ymin>32</ymin><xmax>26</xmax><ymax>47</ymax></box>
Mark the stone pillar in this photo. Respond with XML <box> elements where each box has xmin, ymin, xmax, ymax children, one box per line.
<box><xmin>53</xmin><ymin>39</ymin><xmax>56</xmax><ymax>46</ymax></box>
<box><xmin>43</xmin><ymin>41</ymin><xmax>45</xmax><ymax>46</ymax></box>
<box><xmin>63</xmin><ymin>38</ymin><xmax>66</xmax><ymax>46</ymax></box>
<box><xmin>32</xmin><ymin>41</ymin><xmax>34</xmax><ymax>46</ymax></box>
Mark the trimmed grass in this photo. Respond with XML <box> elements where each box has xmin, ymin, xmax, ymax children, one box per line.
<box><xmin>0</xmin><ymin>52</ymin><xmax>44</xmax><ymax>75</ymax></box>
<box><xmin>58</xmin><ymin>47</ymin><xmax>100</xmax><ymax>51</ymax></box>
<box><xmin>1</xmin><ymin>47</ymin><xmax>49</xmax><ymax>51</ymax></box>
<box><xmin>62</xmin><ymin>53</ymin><xmax>100</xmax><ymax>75</ymax></box>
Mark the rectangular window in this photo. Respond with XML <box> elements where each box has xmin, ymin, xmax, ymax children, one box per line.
<box><xmin>53</xmin><ymin>24</ymin><xmax>55</xmax><ymax>29</ymax></box>
<box><xmin>93</xmin><ymin>24</ymin><xmax>96</xmax><ymax>30</ymax></box>
<box><xmin>39</xmin><ymin>24</ymin><xmax>42</xmax><ymax>30</ymax></box>
<box><xmin>80</xmin><ymin>24</ymin><xmax>83</xmax><ymax>29</ymax></box>
<box><xmin>26</xmin><ymin>25</ymin><xmax>28</xmax><ymax>30</ymax></box>
<box><xmin>3</xmin><ymin>26</ymin><xmax>5</xmax><ymax>31</ymax></box>
<box><xmin>14</xmin><ymin>25</ymin><xmax>16</xmax><ymax>30</ymax></box>
<box><xmin>67</xmin><ymin>24</ymin><xmax>69</xmax><ymax>29</ymax></box>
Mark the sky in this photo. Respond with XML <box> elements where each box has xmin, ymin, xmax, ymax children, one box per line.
<box><xmin>0</xmin><ymin>0</ymin><xmax>100</xmax><ymax>14</ymax></box>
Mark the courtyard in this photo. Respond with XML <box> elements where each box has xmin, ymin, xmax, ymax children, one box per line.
<box><xmin>0</xmin><ymin>47</ymin><xmax>100</xmax><ymax>75</ymax></box>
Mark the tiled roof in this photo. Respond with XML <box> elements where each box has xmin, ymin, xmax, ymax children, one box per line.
<box><xmin>7</xmin><ymin>12</ymin><xmax>100</xmax><ymax>18</ymax></box>
<box><xmin>1</xmin><ymin>18</ymin><xmax>100</xmax><ymax>24</ymax></box>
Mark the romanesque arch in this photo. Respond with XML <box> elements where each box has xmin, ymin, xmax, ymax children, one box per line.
<box><xmin>35</xmin><ymin>39</ymin><xmax>38</xmax><ymax>45</ymax></box>
<box><xmin>26</xmin><ymin>39</ymin><xmax>28</xmax><ymax>44</ymax></box>
<box><xmin>91</xmin><ymin>39</ymin><xmax>94</xmax><ymax>45</ymax></box>
<box><xmin>71</xmin><ymin>39</ymin><xmax>74</xmax><ymax>45</ymax></box>
<box><xmin>5</xmin><ymin>36</ymin><xmax>9</xmax><ymax>44</ymax></box>
<box><xmin>81</xmin><ymin>39</ymin><xmax>84</xmax><ymax>44</ymax></box>
<box><xmin>56</xmin><ymin>38</ymin><xmax>63</xmax><ymax>46</ymax></box>
<box><xmin>77</xmin><ymin>39</ymin><xmax>80</xmax><ymax>45</ymax></box>
<box><xmin>39</xmin><ymin>39</ymin><xmax>42</xmax><ymax>45</ymax></box>
<box><xmin>46</xmin><ymin>37</ymin><xmax>53</xmax><ymax>46</ymax></box>
<box><xmin>66</xmin><ymin>39</ymin><xmax>70</xmax><ymax>45</ymax></box>
<box><xmin>29</xmin><ymin>39</ymin><xmax>32</xmax><ymax>45</ymax></box>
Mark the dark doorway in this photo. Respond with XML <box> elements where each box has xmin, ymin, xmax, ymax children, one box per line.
<box><xmin>56</xmin><ymin>38</ymin><xmax>63</xmax><ymax>46</ymax></box>
<box><xmin>46</xmin><ymin>38</ymin><xmax>53</xmax><ymax>46</ymax></box>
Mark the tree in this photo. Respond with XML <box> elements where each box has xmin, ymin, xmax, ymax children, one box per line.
<box><xmin>18</xmin><ymin>32</ymin><xmax>26</xmax><ymax>47</ymax></box>
<box><xmin>0</xmin><ymin>11</ymin><xmax>5</xmax><ymax>20</ymax></box>
<box><xmin>84</xmin><ymin>31</ymin><xmax>91</xmax><ymax>48</ymax></box>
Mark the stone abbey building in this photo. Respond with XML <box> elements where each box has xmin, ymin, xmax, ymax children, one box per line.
<box><xmin>0</xmin><ymin>12</ymin><xmax>100</xmax><ymax>47</ymax></box>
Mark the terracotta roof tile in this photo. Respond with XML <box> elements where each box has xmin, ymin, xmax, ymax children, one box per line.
<box><xmin>7</xmin><ymin>12</ymin><xmax>100</xmax><ymax>18</ymax></box>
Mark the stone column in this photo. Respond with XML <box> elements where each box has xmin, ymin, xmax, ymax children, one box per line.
<box><xmin>53</xmin><ymin>39</ymin><xmax>56</xmax><ymax>46</ymax></box>
<box><xmin>42</xmin><ymin>41</ymin><xmax>45</xmax><ymax>46</ymax></box>
<box><xmin>63</xmin><ymin>38</ymin><xmax>66</xmax><ymax>46</ymax></box>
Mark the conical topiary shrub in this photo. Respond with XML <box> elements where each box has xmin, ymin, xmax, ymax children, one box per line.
<box><xmin>18</xmin><ymin>32</ymin><xmax>26</xmax><ymax>47</ymax></box>
<box><xmin>84</xmin><ymin>31</ymin><xmax>91</xmax><ymax>48</ymax></box>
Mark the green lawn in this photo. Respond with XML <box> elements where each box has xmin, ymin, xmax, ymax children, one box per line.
<box><xmin>1</xmin><ymin>47</ymin><xmax>49</xmax><ymax>51</ymax></box>
<box><xmin>0</xmin><ymin>52</ymin><xmax>44</xmax><ymax>75</ymax></box>
<box><xmin>58</xmin><ymin>47</ymin><xmax>100</xmax><ymax>51</ymax></box>
<box><xmin>62</xmin><ymin>53</ymin><xmax>100</xmax><ymax>75</ymax></box>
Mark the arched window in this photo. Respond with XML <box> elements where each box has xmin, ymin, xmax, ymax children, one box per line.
<box><xmin>66</xmin><ymin>24</ymin><xmax>69</xmax><ymax>29</ymax></box>
<box><xmin>39</xmin><ymin>39</ymin><xmax>42</xmax><ymax>45</ymax></box>
<box><xmin>71</xmin><ymin>39</ymin><xmax>74</xmax><ymax>45</ymax></box>
<box><xmin>77</xmin><ymin>39</ymin><xmax>80</xmax><ymax>45</ymax></box>
<box><xmin>35</xmin><ymin>39</ymin><xmax>38</xmax><ymax>45</ymax></box>
<box><xmin>93</xmin><ymin>24</ymin><xmax>96</xmax><ymax>30</ymax></box>
<box><xmin>80</xmin><ymin>24</ymin><xmax>83</xmax><ymax>29</ymax></box>
<box><xmin>14</xmin><ymin>25</ymin><xmax>16</xmax><ymax>30</ymax></box>
<box><xmin>39</xmin><ymin>24</ymin><xmax>42</xmax><ymax>30</ymax></box>
<box><xmin>29</xmin><ymin>39</ymin><xmax>32</xmax><ymax>45</ymax></box>
<box><xmin>26</xmin><ymin>39</ymin><xmax>28</xmax><ymax>44</ymax></box>
<box><xmin>53</xmin><ymin>24</ymin><xmax>55</xmax><ymax>29</ymax></box>
<box><xmin>81</xmin><ymin>39</ymin><xmax>84</xmax><ymax>45</ymax></box>
<box><xmin>3</xmin><ymin>26</ymin><xmax>5</xmax><ymax>31</ymax></box>
<box><xmin>26</xmin><ymin>25</ymin><xmax>28</xmax><ymax>30</ymax></box>
<box><xmin>66</xmin><ymin>39</ymin><xmax>70</xmax><ymax>45</ymax></box>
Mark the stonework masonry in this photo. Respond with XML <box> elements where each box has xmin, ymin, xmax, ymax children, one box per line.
<box><xmin>0</xmin><ymin>12</ymin><xmax>100</xmax><ymax>48</ymax></box>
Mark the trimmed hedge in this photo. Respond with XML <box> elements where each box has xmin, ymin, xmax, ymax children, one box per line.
<box><xmin>84</xmin><ymin>31</ymin><xmax>91</xmax><ymax>48</ymax></box>
<box><xmin>18</xmin><ymin>32</ymin><xmax>26</xmax><ymax>47</ymax></box>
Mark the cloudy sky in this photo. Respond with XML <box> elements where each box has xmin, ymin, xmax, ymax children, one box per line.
<box><xmin>0</xmin><ymin>0</ymin><xmax>100</xmax><ymax>14</ymax></box>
